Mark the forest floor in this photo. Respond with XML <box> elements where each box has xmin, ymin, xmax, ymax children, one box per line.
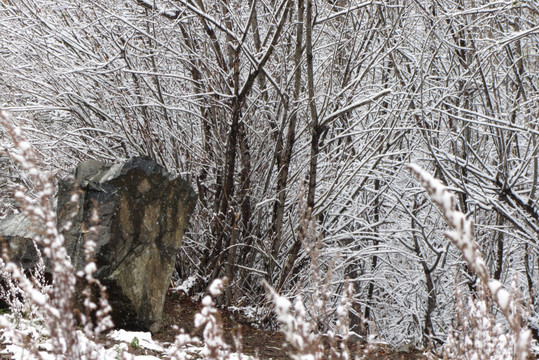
<box><xmin>146</xmin><ymin>288</ymin><xmax>432</xmax><ymax>360</ymax></box>
<box><xmin>0</xmin><ymin>287</ymin><xmax>430</xmax><ymax>359</ymax></box>
<box><xmin>3</xmin><ymin>289</ymin><xmax>537</xmax><ymax>359</ymax></box>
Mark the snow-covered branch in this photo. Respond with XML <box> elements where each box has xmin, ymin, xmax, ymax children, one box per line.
<box><xmin>320</xmin><ymin>89</ymin><xmax>392</xmax><ymax>127</ymax></box>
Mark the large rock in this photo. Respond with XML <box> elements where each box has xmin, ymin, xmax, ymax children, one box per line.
<box><xmin>57</xmin><ymin>157</ymin><xmax>197</xmax><ymax>332</ymax></box>
<box><xmin>0</xmin><ymin>214</ymin><xmax>43</xmax><ymax>270</ymax></box>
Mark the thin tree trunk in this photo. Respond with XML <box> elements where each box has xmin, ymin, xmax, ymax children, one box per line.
<box><xmin>269</xmin><ymin>0</ymin><xmax>304</xmax><ymax>279</ymax></box>
<box><xmin>305</xmin><ymin>0</ymin><xmax>319</xmax><ymax>210</ymax></box>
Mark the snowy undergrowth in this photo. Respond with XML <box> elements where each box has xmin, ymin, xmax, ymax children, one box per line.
<box><xmin>0</xmin><ymin>321</ymin><xmax>256</xmax><ymax>360</ymax></box>
<box><xmin>0</xmin><ymin>111</ymin><xmax>369</xmax><ymax>360</ymax></box>
<box><xmin>0</xmin><ymin>112</ymin><xmax>256</xmax><ymax>360</ymax></box>
<box><xmin>0</xmin><ymin>284</ymin><xmax>257</xmax><ymax>360</ymax></box>
<box><xmin>409</xmin><ymin>164</ymin><xmax>532</xmax><ymax>360</ymax></box>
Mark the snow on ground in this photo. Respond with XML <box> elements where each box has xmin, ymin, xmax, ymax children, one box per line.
<box><xmin>173</xmin><ymin>275</ymin><xmax>197</xmax><ymax>294</ymax></box>
<box><xmin>109</xmin><ymin>329</ymin><xmax>164</xmax><ymax>352</ymax></box>
<box><xmin>0</xmin><ymin>314</ymin><xmax>256</xmax><ymax>360</ymax></box>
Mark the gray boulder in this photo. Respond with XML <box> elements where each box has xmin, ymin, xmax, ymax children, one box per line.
<box><xmin>0</xmin><ymin>214</ymin><xmax>43</xmax><ymax>270</ymax></box>
<box><xmin>57</xmin><ymin>156</ymin><xmax>197</xmax><ymax>332</ymax></box>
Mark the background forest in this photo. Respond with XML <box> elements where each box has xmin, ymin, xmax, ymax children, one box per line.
<box><xmin>1</xmin><ymin>0</ymin><xmax>539</xmax><ymax>354</ymax></box>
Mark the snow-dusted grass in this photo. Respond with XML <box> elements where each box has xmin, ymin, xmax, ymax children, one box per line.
<box><xmin>0</xmin><ymin>284</ymin><xmax>258</xmax><ymax>360</ymax></box>
<box><xmin>262</xmin><ymin>195</ymin><xmax>354</xmax><ymax>360</ymax></box>
<box><xmin>1</xmin><ymin>318</ymin><xmax>255</xmax><ymax>360</ymax></box>
<box><xmin>409</xmin><ymin>164</ymin><xmax>531</xmax><ymax>360</ymax></box>
<box><xmin>109</xmin><ymin>330</ymin><xmax>164</xmax><ymax>353</ymax></box>
<box><xmin>1</xmin><ymin>320</ymin><xmax>132</xmax><ymax>360</ymax></box>
<box><xmin>0</xmin><ymin>111</ymin><xmax>113</xmax><ymax>359</ymax></box>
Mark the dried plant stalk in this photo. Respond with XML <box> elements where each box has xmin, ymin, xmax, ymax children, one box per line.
<box><xmin>408</xmin><ymin>164</ymin><xmax>531</xmax><ymax>360</ymax></box>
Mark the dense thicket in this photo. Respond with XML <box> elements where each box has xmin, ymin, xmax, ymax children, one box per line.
<box><xmin>1</xmin><ymin>0</ymin><xmax>538</xmax><ymax>345</ymax></box>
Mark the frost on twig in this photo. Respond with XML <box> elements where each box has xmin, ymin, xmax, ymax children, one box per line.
<box><xmin>407</xmin><ymin>164</ymin><xmax>487</xmax><ymax>282</ymax></box>
<box><xmin>408</xmin><ymin>163</ymin><xmax>531</xmax><ymax>360</ymax></box>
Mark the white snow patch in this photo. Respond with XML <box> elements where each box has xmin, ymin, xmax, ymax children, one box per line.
<box><xmin>3</xmin><ymin>344</ymin><xmax>55</xmax><ymax>360</ymax></box>
<box><xmin>174</xmin><ymin>275</ymin><xmax>197</xmax><ymax>293</ymax></box>
<box><xmin>108</xmin><ymin>329</ymin><xmax>164</xmax><ymax>352</ymax></box>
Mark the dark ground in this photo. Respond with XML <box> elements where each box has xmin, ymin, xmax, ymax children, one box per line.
<box><xmin>0</xmin><ymin>287</ymin><xmax>427</xmax><ymax>360</ymax></box>
<box><xmin>148</xmin><ymin>288</ymin><xmax>431</xmax><ymax>360</ymax></box>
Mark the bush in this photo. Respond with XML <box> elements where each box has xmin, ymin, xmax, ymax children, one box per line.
<box><xmin>0</xmin><ymin>111</ymin><xmax>533</xmax><ymax>360</ymax></box>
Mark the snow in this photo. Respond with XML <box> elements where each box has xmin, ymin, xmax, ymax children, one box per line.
<box><xmin>4</xmin><ymin>345</ymin><xmax>55</xmax><ymax>360</ymax></box>
<box><xmin>208</xmin><ymin>278</ymin><xmax>224</xmax><ymax>296</ymax></box>
<box><xmin>488</xmin><ymin>280</ymin><xmax>510</xmax><ymax>310</ymax></box>
<box><xmin>174</xmin><ymin>275</ymin><xmax>197</xmax><ymax>293</ymax></box>
<box><xmin>0</xmin><ymin>316</ymin><xmax>11</xmax><ymax>328</ymax></box>
<box><xmin>1</xmin><ymin>322</ymin><xmax>235</xmax><ymax>360</ymax></box>
<box><xmin>109</xmin><ymin>330</ymin><xmax>164</xmax><ymax>352</ymax></box>
<box><xmin>2</xmin><ymin>339</ymin><xmax>164</xmax><ymax>360</ymax></box>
